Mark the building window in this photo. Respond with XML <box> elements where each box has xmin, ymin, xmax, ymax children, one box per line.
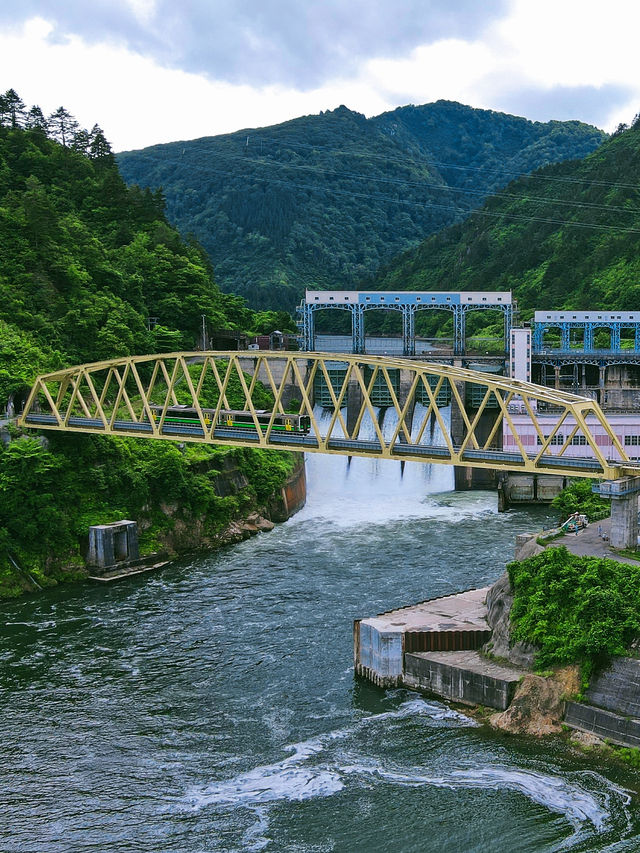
<box><xmin>571</xmin><ymin>435</ymin><xmax>587</xmax><ymax>445</ymax></box>
<box><xmin>537</xmin><ymin>434</ymin><xmax>564</xmax><ymax>445</ymax></box>
<box><xmin>625</xmin><ymin>435</ymin><xmax>640</xmax><ymax>446</ymax></box>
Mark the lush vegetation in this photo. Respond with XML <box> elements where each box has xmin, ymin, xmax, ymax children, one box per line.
<box><xmin>371</xmin><ymin>116</ymin><xmax>640</xmax><ymax>325</ymax></box>
<box><xmin>0</xmin><ymin>91</ymin><xmax>298</xmax><ymax>597</ymax></box>
<box><xmin>117</xmin><ymin>101</ymin><xmax>605</xmax><ymax>311</ymax></box>
<box><xmin>508</xmin><ymin>548</ymin><xmax>640</xmax><ymax>679</ymax></box>
<box><xmin>551</xmin><ymin>479</ymin><xmax>610</xmax><ymax>522</ymax></box>
<box><xmin>0</xmin><ymin>432</ymin><xmax>294</xmax><ymax>597</ymax></box>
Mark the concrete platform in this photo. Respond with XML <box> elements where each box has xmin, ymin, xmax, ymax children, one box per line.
<box><xmin>553</xmin><ymin>517</ymin><xmax>640</xmax><ymax>566</ymax></box>
<box><xmin>88</xmin><ymin>560</ymin><xmax>170</xmax><ymax>582</ymax></box>
<box><xmin>404</xmin><ymin>650</ymin><xmax>524</xmax><ymax>710</ymax></box>
<box><xmin>354</xmin><ymin>587</ymin><xmax>492</xmax><ymax>688</ymax></box>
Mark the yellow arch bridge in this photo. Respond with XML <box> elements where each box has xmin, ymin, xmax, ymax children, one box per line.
<box><xmin>18</xmin><ymin>351</ymin><xmax>640</xmax><ymax>483</ymax></box>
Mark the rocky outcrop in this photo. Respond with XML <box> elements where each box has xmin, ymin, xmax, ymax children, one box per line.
<box><xmin>484</xmin><ymin>572</ymin><xmax>537</xmax><ymax>668</ymax></box>
<box><xmin>489</xmin><ymin>666</ymin><xmax>580</xmax><ymax>736</ymax></box>
<box><xmin>266</xmin><ymin>454</ymin><xmax>306</xmax><ymax>522</ymax></box>
<box><xmin>149</xmin><ymin>454</ymin><xmax>305</xmax><ymax>555</ymax></box>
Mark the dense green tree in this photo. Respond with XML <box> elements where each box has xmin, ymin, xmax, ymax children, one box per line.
<box><xmin>24</xmin><ymin>105</ymin><xmax>48</xmax><ymax>133</ymax></box>
<box><xmin>118</xmin><ymin>101</ymin><xmax>606</xmax><ymax>311</ymax></box>
<box><xmin>0</xmin><ymin>108</ymin><xmax>298</xmax><ymax>596</ymax></box>
<box><xmin>369</xmin><ymin>119</ymin><xmax>640</xmax><ymax>318</ymax></box>
<box><xmin>88</xmin><ymin>124</ymin><xmax>114</xmax><ymax>162</ymax></box>
<box><xmin>2</xmin><ymin>89</ymin><xmax>26</xmax><ymax>128</ymax></box>
<box><xmin>47</xmin><ymin>106</ymin><xmax>79</xmax><ymax>147</ymax></box>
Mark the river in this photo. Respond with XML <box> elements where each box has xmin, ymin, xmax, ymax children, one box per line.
<box><xmin>1</xmin><ymin>443</ymin><xmax>640</xmax><ymax>852</ymax></box>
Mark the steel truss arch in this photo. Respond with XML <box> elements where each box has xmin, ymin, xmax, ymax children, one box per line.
<box><xmin>19</xmin><ymin>351</ymin><xmax>637</xmax><ymax>480</ymax></box>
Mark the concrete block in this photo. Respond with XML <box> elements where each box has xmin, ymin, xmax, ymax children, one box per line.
<box><xmin>507</xmin><ymin>475</ymin><xmax>534</xmax><ymax>502</ymax></box>
<box><xmin>403</xmin><ymin>650</ymin><xmax>522</xmax><ymax>710</ymax></box>
<box><xmin>565</xmin><ymin>701</ymin><xmax>640</xmax><ymax>748</ymax></box>
<box><xmin>355</xmin><ymin>619</ymin><xmax>403</xmax><ymax>687</ymax></box>
<box><xmin>536</xmin><ymin>475</ymin><xmax>565</xmax><ymax>502</ymax></box>
<box><xmin>87</xmin><ymin>520</ymin><xmax>139</xmax><ymax>569</ymax></box>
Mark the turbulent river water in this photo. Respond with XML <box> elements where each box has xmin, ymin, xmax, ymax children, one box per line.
<box><xmin>2</xmin><ymin>427</ymin><xmax>640</xmax><ymax>852</ymax></box>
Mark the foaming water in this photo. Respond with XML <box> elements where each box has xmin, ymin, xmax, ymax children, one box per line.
<box><xmin>0</xmin><ymin>433</ymin><xmax>638</xmax><ymax>851</ymax></box>
<box><xmin>185</xmin><ymin>696</ymin><xmax>475</xmax><ymax>810</ymax></box>
<box><xmin>185</xmin><ymin>695</ymin><xmax>631</xmax><ymax>852</ymax></box>
<box><xmin>297</xmin><ymin>404</ymin><xmax>458</xmax><ymax>527</ymax></box>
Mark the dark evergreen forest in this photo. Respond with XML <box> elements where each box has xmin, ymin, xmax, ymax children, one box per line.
<box><xmin>117</xmin><ymin>101</ymin><xmax>605</xmax><ymax>311</ymax></box>
<box><xmin>370</xmin><ymin>115</ymin><xmax>640</xmax><ymax>324</ymax></box>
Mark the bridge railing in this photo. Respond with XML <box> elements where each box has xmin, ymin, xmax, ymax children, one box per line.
<box><xmin>18</xmin><ymin>351</ymin><xmax>635</xmax><ymax>480</ymax></box>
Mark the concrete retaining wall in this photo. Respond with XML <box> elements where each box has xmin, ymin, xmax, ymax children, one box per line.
<box><xmin>403</xmin><ymin>651</ymin><xmax>521</xmax><ymax>710</ymax></box>
<box><xmin>498</xmin><ymin>474</ymin><xmax>567</xmax><ymax>510</ymax></box>
<box><xmin>584</xmin><ymin>657</ymin><xmax>640</xmax><ymax>718</ymax></box>
<box><xmin>565</xmin><ymin>702</ymin><xmax>640</xmax><ymax>748</ymax></box>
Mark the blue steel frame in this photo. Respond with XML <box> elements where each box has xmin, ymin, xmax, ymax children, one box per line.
<box><xmin>533</xmin><ymin>320</ymin><xmax>640</xmax><ymax>354</ymax></box>
<box><xmin>297</xmin><ymin>293</ymin><xmax>513</xmax><ymax>356</ymax></box>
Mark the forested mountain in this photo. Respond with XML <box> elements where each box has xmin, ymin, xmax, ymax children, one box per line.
<box><xmin>369</xmin><ymin>115</ymin><xmax>640</xmax><ymax>318</ymax></box>
<box><xmin>117</xmin><ymin>101</ymin><xmax>606</xmax><ymax>311</ymax></box>
<box><xmin>0</xmin><ymin>118</ymin><xmax>251</xmax><ymax>377</ymax></box>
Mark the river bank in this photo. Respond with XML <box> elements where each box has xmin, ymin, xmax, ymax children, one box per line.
<box><xmin>0</xmin><ymin>424</ymin><xmax>306</xmax><ymax>598</ymax></box>
<box><xmin>355</xmin><ymin>509</ymin><xmax>640</xmax><ymax>764</ymax></box>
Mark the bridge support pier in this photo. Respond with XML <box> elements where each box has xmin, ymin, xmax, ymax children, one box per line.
<box><xmin>595</xmin><ymin>478</ymin><xmax>640</xmax><ymax>550</ymax></box>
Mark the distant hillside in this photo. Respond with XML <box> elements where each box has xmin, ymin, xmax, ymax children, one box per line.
<box><xmin>369</xmin><ymin>116</ymin><xmax>640</xmax><ymax>322</ymax></box>
<box><xmin>117</xmin><ymin>101</ymin><xmax>605</xmax><ymax>311</ymax></box>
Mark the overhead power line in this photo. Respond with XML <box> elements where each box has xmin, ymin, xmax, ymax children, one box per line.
<box><xmin>249</xmin><ymin>134</ymin><xmax>640</xmax><ymax>192</ymax></box>
<box><xmin>184</xmin><ymin>146</ymin><xmax>640</xmax><ymax>216</ymax></box>
<box><xmin>125</xmin><ymin>150</ymin><xmax>640</xmax><ymax>236</ymax></box>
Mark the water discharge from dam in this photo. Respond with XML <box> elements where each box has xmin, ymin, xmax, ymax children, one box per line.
<box><xmin>0</xmin><ymin>420</ymin><xmax>639</xmax><ymax>851</ymax></box>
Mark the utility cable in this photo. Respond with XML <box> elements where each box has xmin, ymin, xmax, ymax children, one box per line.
<box><xmin>123</xmin><ymin>151</ymin><xmax>640</xmax><ymax>235</ymax></box>
<box><xmin>248</xmin><ymin>133</ymin><xmax>640</xmax><ymax>191</ymax></box>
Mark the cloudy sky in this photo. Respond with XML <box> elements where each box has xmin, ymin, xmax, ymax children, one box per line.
<box><xmin>0</xmin><ymin>0</ymin><xmax>638</xmax><ymax>151</ymax></box>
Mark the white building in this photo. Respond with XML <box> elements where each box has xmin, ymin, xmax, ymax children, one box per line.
<box><xmin>509</xmin><ymin>328</ymin><xmax>531</xmax><ymax>382</ymax></box>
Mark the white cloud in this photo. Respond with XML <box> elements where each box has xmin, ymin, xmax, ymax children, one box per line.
<box><xmin>1</xmin><ymin>2</ymin><xmax>640</xmax><ymax>151</ymax></box>
<box><xmin>363</xmin><ymin>39</ymin><xmax>502</xmax><ymax>110</ymax></box>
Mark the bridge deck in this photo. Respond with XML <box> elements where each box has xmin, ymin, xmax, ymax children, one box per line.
<box><xmin>18</xmin><ymin>351</ymin><xmax>639</xmax><ymax>481</ymax></box>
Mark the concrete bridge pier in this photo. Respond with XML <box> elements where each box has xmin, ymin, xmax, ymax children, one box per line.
<box><xmin>595</xmin><ymin>478</ymin><xmax>640</xmax><ymax>550</ymax></box>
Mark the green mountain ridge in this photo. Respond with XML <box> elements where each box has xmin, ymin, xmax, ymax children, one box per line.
<box><xmin>369</xmin><ymin>117</ymin><xmax>640</xmax><ymax>317</ymax></box>
<box><xmin>117</xmin><ymin>100</ymin><xmax>605</xmax><ymax>311</ymax></box>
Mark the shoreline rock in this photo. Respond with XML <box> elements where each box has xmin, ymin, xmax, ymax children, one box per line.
<box><xmin>488</xmin><ymin>666</ymin><xmax>580</xmax><ymax>736</ymax></box>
